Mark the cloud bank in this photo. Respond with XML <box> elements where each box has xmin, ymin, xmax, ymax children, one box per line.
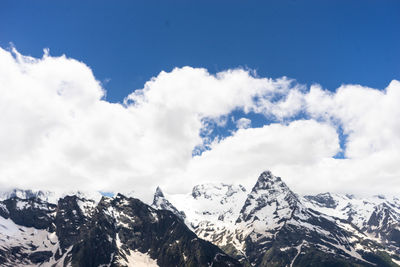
<box><xmin>0</xmin><ymin>47</ymin><xmax>399</xmax><ymax>201</ymax></box>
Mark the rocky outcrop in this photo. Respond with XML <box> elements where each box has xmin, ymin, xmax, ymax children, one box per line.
<box><xmin>0</xmin><ymin>192</ymin><xmax>240</xmax><ymax>266</ymax></box>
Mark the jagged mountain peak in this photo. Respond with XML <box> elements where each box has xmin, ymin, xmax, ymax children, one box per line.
<box><xmin>248</xmin><ymin>170</ymin><xmax>299</xmax><ymax>203</ymax></box>
<box><xmin>257</xmin><ymin>170</ymin><xmax>276</xmax><ymax>180</ymax></box>
<box><xmin>0</xmin><ymin>189</ymin><xmax>103</xmax><ymax>207</ymax></box>
<box><xmin>154</xmin><ymin>186</ymin><xmax>164</xmax><ymax>198</ymax></box>
<box><xmin>1</xmin><ymin>179</ymin><xmax>399</xmax><ymax>266</ymax></box>
<box><xmin>148</xmin><ymin>171</ymin><xmax>400</xmax><ymax>266</ymax></box>
<box><xmin>237</xmin><ymin>170</ymin><xmax>302</xmax><ymax>228</ymax></box>
<box><xmin>151</xmin><ymin>186</ymin><xmax>186</xmax><ymax>221</ymax></box>
<box><xmin>0</xmin><ymin>187</ymin><xmax>242</xmax><ymax>266</ymax></box>
<box><xmin>152</xmin><ymin>187</ymin><xmax>165</xmax><ymax>206</ymax></box>
<box><xmin>115</xmin><ymin>192</ymin><xmax>127</xmax><ymax>199</ymax></box>
<box><xmin>0</xmin><ymin>188</ymin><xmax>57</xmax><ymax>204</ymax></box>
<box><xmin>253</xmin><ymin>170</ymin><xmax>285</xmax><ymax>188</ymax></box>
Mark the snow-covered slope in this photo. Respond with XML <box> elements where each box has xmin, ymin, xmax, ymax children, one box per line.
<box><xmin>236</xmin><ymin>170</ymin><xmax>304</xmax><ymax>232</ymax></box>
<box><xmin>303</xmin><ymin>192</ymin><xmax>400</xmax><ymax>255</ymax></box>
<box><xmin>0</xmin><ymin>190</ymin><xmax>240</xmax><ymax>266</ymax></box>
<box><xmin>0</xmin><ymin>189</ymin><xmax>58</xmax><ymax>204</ymax></box>
<box><xmin>165</xmin><ymin>183</ymin><xmax>247</xmax><ymax>227</ymax></box>
<box><xmin>303</xmin><ymin>193</ymin><xmax>400</xmax><ymax>228</ymax></box>
<box><xmin>1</xmin><ymin>170</ymin><xmax>400</xmax><ymax>266</ymax></box>
<box><xmin>0</xmin><ymin>192</ymin><xmax>102</xmax><ymax>266</ymax></box>
<box><xmin>0</xmin><ymin>189</ymin><xmax>103</xmax><ymax>205</ymax></box>
<box><xmin>154</xmin><ymin>183</ymin><xmax>249</xmax><ymax>260</ymax></box>
<box><xmin>153</xmin><ymin>170</ymin><xmax>400</xmax><ymax>266</ymax></box>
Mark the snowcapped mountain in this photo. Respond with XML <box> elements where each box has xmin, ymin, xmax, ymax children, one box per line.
<box><xmin>1</xmin><ymin>171</ymin><xmax>399</xmax><ymax>266</ymax></box>
<box><xmin>0</xmin><ymin>189</ymin><xmax>103</xmax><ymax>205</ymax></box>
<box><xmin>0</xmin><ymin>192</ymin><xmax>239</xmax><ymax>266</ymax></box>
<box><xmin>161</xmin><ymin>183</ymin><xmax>248</xmax><ymax>227</ymax></box>
<box><xmin>303</xmin><ymin>192</ymin><xmax>400</xmax><ymax>255</ymax></box>
<box><xmin>152</xmin><ymin>183</ymin><xmax>250</xmax><ymax>263</ymax></box>
<box><xmin>151</xmin><ymin>186</ymin><xmax>186</xmax><ymax>221</ymax></box>
<box><xmin>0</xmin><ymin>189</ymin><xmax>58</xmax><ymax>204</ymax></box>
<box><xmin>153</xmin><ymin>171</ymin><xmax>400</xmax><ymax>266</ymax></box>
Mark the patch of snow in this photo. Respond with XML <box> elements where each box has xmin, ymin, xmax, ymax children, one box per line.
<box><xmin>303</xmin><ymin>193</ymin><xmax>400</xmax><ymax>230</ymax></box>
<box><xmin>392</xmin><ymin>258</ymin><xmax>400</xmax><ymax>266</ymax></box>
<box><xmin>324</xmin><ymin>240</ymin><xmax>373</xmax><ymax>264</ymax></box>
<box><xmin>290</xmin><ymin>241</ymin><xmax>305</xmax><ymax>267</ymax></box>
<box><xmin>77</xmin><ymin>198</ymin><xmax>96</xmax><ymax>217</ymax></box>
<box><xmin>167</xmin><ymin>183</ymin><xmax>248</xmax><ymax>227</ymax></box>
<box><xmin>118</xmin><ymin>249</ymin><xmax>159</xmax><ymax>267</ymax></box>
<box><xmin>0</xmin><ymin>216</ymin><xmax>62</xmax><ymax>266</ymax></box>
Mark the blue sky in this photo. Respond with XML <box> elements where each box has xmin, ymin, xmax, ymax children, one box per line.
<box><xmin>1</xmin><ymin>0</ymin><xmax>399</xmax><ymax>103</ymax></box>
<box><xmin>1</xmin><ymin>1</ymin><xmax>400</xmax><ymax>197</ymax></box>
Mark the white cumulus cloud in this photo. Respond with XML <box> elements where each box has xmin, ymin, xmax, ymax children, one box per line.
<box><xmin>236</xmin><ymin>118</ymin><xmax>251</xmax><ymax>129</ymax></box>
<box><xmin>0</xmin><ymin>46</ymin><xmax>399</xmax><ymax>201</ymax></box>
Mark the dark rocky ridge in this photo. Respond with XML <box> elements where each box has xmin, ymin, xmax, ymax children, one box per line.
<box><xmin>1</xmin><ymin>170</ymin><xmax>399</xmax><ymax>266</ymax></box>
<box><xmin>0</xmin><ymin>192</ymin><xmax>240</xmax><ymax>266</ymax></box>
<box><xmin>366</xmin><ymin>203</ymin><xmax>400</xmax><ymax>250</ymax></box>
<box><xmin>304</xmin><ymin>192</ymin><xmax>339</xmax><ymax>209</ymax></box>
<box><xmin>152</xmin><ymin>186</ymin><xmax>186</xmax><ymax>221</ymax></box>
<box><xmin>0</xmin><ymin>196</ymin><xmax>56</xmax><ymax>229</ymax></box>
<box><xmin>235</xmin><ymin>171</ymin><xmax>374</xmax><ymax>266</ymax></box>
<box><xmin>153</xmin><ymin>170</ymin><xmax>400</xmax><ymax>267</ymax></box>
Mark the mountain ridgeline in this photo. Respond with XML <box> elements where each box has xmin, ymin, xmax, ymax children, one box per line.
<box><xmin>0</xmin><ymin>170</ymin><xmax>399</xmax><ymax>266</ymax></box>
<box><xmin>152</xmin><ymin>171</ymin><xmax>400</xmax><ymax>267</ymax></box>
<box><xmin>0</xmin><ymin>191</ymin><xmax>240</xmax><ymax>266</ymax></box>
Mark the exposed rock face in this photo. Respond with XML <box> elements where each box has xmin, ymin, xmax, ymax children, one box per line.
<box><xmin>236</xmin><ymin>170</ymin><xmax>301</xmax><ymax>226</ymax></box>
<box><xmin>303</xmin><ymin>191</ymin><xmax>400</xmax><ymax>256</ymax></box>
<box><xmin>151</xmin><ymin>186</ymin><xmax>186</xmax><ymax>221</ymax></box>
<box><xmin>0</xmin><ymin>196</ymin><xmax>56</xmax><ymax>229</ymax></box>
<box><xmin>1</xmin><ymin>170</ymin><xmax>399</xmax><ymax>266</ymax></box>
<box><xmin>366</xmin><ymin>203</ymin><xmax>400</xmax><ymax>250</ymax></box>
<box><xmin>153</xmin><ymin>170</ymin><xmax>400</xmax><ymax>267</ymax></box>
<box><xmin>232</xmin><ymin>171</ymin><xmax>368</xmax><ymax>266</ymax></box>
<box><xmin>304</xmin><ymin>192</ymin><xmax>338</xmax><ymax>209</ymax></box>
<box><xmin>55</xmin><ymin>195</ymin><xmax>93</xmax><ymax>252</ymax></box>
<box><xmin>0</xmin><ymin>193</ymin><xmax>240</xmax><ymax>266</ymax></box>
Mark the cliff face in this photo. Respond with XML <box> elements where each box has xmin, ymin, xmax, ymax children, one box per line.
<box><xmin>0</xmin><ymin>192</ymin><xmax>240</xmax><ymax>267</ymax></box>
<box><xmin>153</xmin><ymin>171</ymin><xmax>400</xmax><ymax>267</ymax></box>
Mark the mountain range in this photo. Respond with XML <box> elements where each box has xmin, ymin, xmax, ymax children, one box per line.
<box><xmin>0</xmin><ymin>170</ymin><xmax>399</xmax><ymax>266</ymax></box>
